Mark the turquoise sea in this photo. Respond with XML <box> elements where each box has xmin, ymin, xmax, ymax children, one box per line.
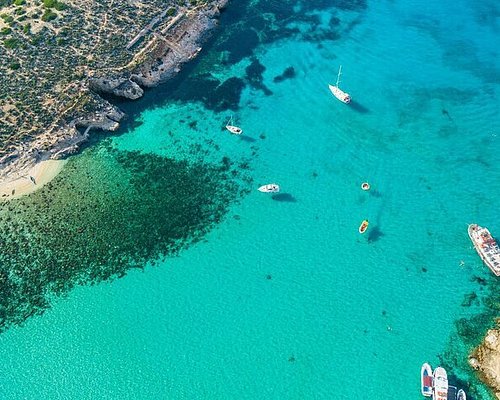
<box><xmin>0</xmin><ymin>0</ymin><xmax>499</xmax><ymax>398</ymax></box>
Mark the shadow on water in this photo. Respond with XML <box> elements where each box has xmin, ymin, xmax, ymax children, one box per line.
<box><xmin>369</xmin><ymin>189</ymin><xmax>382</xmax><ymax>198</ymax></box>
<box><xmin>272</xmin><ymin>193</ymin><xmax>297</xmax><ymax>202</ymax></box>
<box><xmin>349</xmin><ymin>100</ymin><xmax>370</xmax><ymax>113</ymax></box>
<box><xmin>367</xmin><ymin>225</ymin><xmax>384</xmax><ymax>242</ymax></box>
<box><xmin>239</xmin><ymin>135</ymin><xmax>257</xmax><ymax>143</ymax></box>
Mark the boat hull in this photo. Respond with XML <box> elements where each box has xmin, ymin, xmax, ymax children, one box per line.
<box><xmin>468</xmin><ymin>224</ymin><xmax>500</xmax><ymax>276</ymax></box>
<box><xmin>328</xmin><ymin>84</ymin><xmax>351</xmax><ymax>103</ymax></box>
<box><xmin>421</xmin><ymin>363</ymin><xmax>433</xmax><ymax>397</ymax></box>
<box><xmin>226</xmin><ymin>125</ymin><xmax>242</xmax><ymax>135</ymax></box>
<box><xmin>358</xmin><ymin>220</ymin><xmax>369</xmax><ymax>234</ymax></box>
<box><xmin>432</xmin><ymin>367</ymin><xmax>448</xmax><ymax>400</ymax></box>
<box><xmin>258</xmin><ymin>184</ymin><xmax>280</xmax><ymax>193</ymax></box>
<box><xmin>457</xmin><ymin>389</ymin><xmax>466</xmax><ymax>400</ymax></box>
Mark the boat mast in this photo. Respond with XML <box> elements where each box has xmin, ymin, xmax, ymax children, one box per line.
<box><xmin>336</xmin><ymin>65</ymin><xmax>342</xmax><ymax>87</ymax></box>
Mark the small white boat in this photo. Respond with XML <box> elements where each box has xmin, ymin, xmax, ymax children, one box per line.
<box><xmin>432</xmin><ymin>367</ymin><xmax>448</xmax><ymax>400</ymax></box>
<box><xmin>328</xmin><ymin>65</ymin><xmax>351</xmax><ymax>104</ymax></box>
<box><xmin>225</xmin><ymin>116</ymin><xmax>243</xmax><ymax>135</ymax></box>
<box><xmin>457</xmin><ymin>389</ymin><xmax>466</xmax><ymax>400</ymax></box>
<box><xmin>421</xmin><ymin>363</ymin><xmax>433</xmax><ymax>397</ymax></box>
<box><xmin>258</xmin><ymin>183</ymin><xmax>280</xmax><ymax>193</ymax></box>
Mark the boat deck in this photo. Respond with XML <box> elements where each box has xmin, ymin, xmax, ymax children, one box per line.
<box><xmin>447</xmin><ymin>385</ymin><xmax>457</xmax><ymax>400</ymax></box>
<box><xmin>468</xmin><ymin>225</ymin><xmax>500</xmax><ymax>276</ymax></box>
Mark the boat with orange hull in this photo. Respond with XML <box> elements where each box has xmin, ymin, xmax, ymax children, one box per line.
<box><xmin>358</xmin><ymin>220</ymin><xmax>369</xmax><ymax>234</ymax></box>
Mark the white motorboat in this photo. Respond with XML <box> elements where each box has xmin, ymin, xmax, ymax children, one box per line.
<box><xmin>468</xmin><ymin>224</ymin><xmax>500</xmax><ymax>276</ymax></box>
<box><xmin>432</xmin><ymin>367</ymin><xmax>448</xmax><ymax>400</ymax></box>
<box><xmin>328</xmin><ymin>65</ymin><xmax>351</xmax><ymax>104</ymax></box>
<box><xmin>457</xmin><ymin>389</ymin><xmax>466</xmax><ymax>400</ymax></box>
<box><xmin>225</xmin><ymin>116</ymin><xmax>243</xmax><ymax>135</ymax></box>
<box><xmin>421</xmin><ymin>363</ymin><xmax>433</xmax><ymax>397</ymax></box>
<box><xmin>258</xmin><ymin>184</ymin><xmax>280</xmax><ymax>193</ymax></box>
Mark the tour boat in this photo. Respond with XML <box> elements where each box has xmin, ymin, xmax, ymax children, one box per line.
<box><xmin>328</xmin><ymin>65</ymin><xmax>351</xmax><ymax>104</ymax></box>
<box><xmin>358</xmin><ymin>219</ymin><xmax>369</xmax><ymax>234</ymax></box>
<box><xmin>258</xmin><ymin>184</ymin><xmax>280</xmax><ymax>193</ymax></box>
<box><xmin>225</xmin><ymin>116</ymin><xmax>243</xmax><ymax>135</ymax></box>
<box><xmin>468</xmin><ymin>224</ymin><xmax>500</xmax><ymax>276</ymax></box>
<box><xmin>457</xmin><ymin>389</ymin><xmax>466</xmax><ymax>400</ymax></box>
<box><xmin>421</xmin><ymin>363</ymin><xmax>433</xmax><ymax>397</ymax></box>
<box><xmin>432</xmin><ymin>367</ymin><xmax>448</xmax><ymax>400</ymax></box>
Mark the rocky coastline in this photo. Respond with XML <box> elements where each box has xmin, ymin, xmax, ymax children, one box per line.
<box><xmin>469</xmin><ymin>325</ymin><xmax>500</xmax><ymax>399</ymax></box>
<box><xmin>0</xmin><ymin>0</ymin><xmax>228</xmax><ymax>187</ymax></box>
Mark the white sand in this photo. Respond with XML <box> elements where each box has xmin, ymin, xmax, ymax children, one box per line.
<box><xmin>0</xmin><ymin>159</ymin><xmax>67</xmax><ymax>201</ymax></box>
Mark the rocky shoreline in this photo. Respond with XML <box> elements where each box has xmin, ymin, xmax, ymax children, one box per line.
<box><xmin>0</xmin><ymin>0</ymin><xmax>228</xmax><ymax>186</ymax></box>
<box><xmin>469</xmin><ymin>325</ymin><xmax>500</xmax><ymax>399</ymax></box>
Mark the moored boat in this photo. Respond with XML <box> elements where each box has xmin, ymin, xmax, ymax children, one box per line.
<box><xmin>225</xmin><ymin>116</ymin><xmax>243</xmax><ymax>135</ymax></box>
<box><xmin>329</xmin><ymin>65</ymin><xmax>351</xmax><ymax>104</ymax></box>
<box><xmin>258</xmin><ymin>184</ymin><xmax>280</xmax><ymax>193</ymax></box>
<box><xmin>432</xmin><ymin>367</ymin><xmax>448</xmax><ymax>400</ymax></box>
<box><xmin>358</xmin><ymin>219</ymin><xmax>369</xmax><ymax>234</ymax></box>
<box><xmin>468</xmin><ymin>224</ymin><xmax>500</xmax><ymax>276</ymax></box>
<box><xmin>421</xmin><ymin>363</ymin><xmax>433</xmax><ymax>397</ymax></box>
<box><xmin>457</xmin><ymin>389</ymin><xmax>466</xmax><ymax>400</ymax></box>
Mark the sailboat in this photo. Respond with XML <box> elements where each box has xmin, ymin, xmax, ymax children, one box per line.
<box><xmin>225</xmin><ymin>116</ymin><xmax>243</xmax><ymax>135</ymax></box>
<box><xmin>328</xmin><ymin>65</ymin><xmax>351</xmax><ymax>104</ymax></box>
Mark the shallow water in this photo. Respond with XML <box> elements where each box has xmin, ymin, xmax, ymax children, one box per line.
<box><xmin>0</xmin><ymin>0</ymin><xmax>499</xmax><ymax>398</ymax></box>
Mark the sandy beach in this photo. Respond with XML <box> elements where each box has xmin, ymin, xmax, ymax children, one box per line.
<box><xmin>0</xmin><ymin>159</ymin><xmax>66</xmax><ymax>201</ymax></box>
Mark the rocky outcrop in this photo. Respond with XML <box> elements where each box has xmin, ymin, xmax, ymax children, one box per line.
<box><xmin>0</xmin><ymin>0</ymin><xmax>229</xmax><ymax>187</ymax></box>
<box><xmin>469</xmin><ymin>325</ymin><xmax>500</xmax><ymax>399</ymax></box>
<box><xmin>133</xmin><ymin>1</ymin><xmax>228</xmax><ymax>87</ymax></box>
<box><xmin>89</xmin><ymin>77</ymin><xmax>144</xmax><ymax>100</ymax></box>
<box><xmin>0</xmin><ymin>101</ymin><xmax>124</xmax><ymax>182</ymax></box>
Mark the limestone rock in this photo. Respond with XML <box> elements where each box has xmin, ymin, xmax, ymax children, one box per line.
<box><xmin>470</xmin><ymin>327</ymin><xmax>500</xmax><ymax>399</ymax></box>
<box><xmin>89</xmin><ymin>77</ymin><xmax>144</xmax><ymax>100</ymax></box>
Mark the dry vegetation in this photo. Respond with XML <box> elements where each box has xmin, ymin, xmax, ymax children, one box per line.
<box><xmin>0</xmin><ymin>0</ymin><xmax>217</xmax><ymax>161</ymax></box>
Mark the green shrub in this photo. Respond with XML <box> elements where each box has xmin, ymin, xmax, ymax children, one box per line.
<box><xmin>54</xmin><ymin>1</ymin><xmax>65</xmax><ymax>10</ymax></box>
<box><xmin>1</xmin><ymin>14</ymin><xmax>14</xmax><ymax>23</ymax></box>
<box><xmin>0</xmin><ymin>27</ymin><xmax>12</xmax><ymax>35</ymax></box>
<box><xmin>14</xmin><ymin>0</ymin><xmax>25</xmax><ymax>5</ymax></box>
<box><xmin>3</xmin><ymin>37</ymin><xmax>19</xmax><ymax>48</ymax></box>
<box><xmin>43</xmin><ymin>0</ymin><xmax>56</xmax><ymax>7</ymax></box>
<box><xmin>9</xmin><ymin>62</ymin><xmax>20</xmax><ymax>70</ymax></box>
<box><xmin>41</xmin><ymin>9</ymin><xmax>57</xmax><ymax>21</ymax></box>
<box><xmin>22</xmin><ymin>23</ymin><xmax>30</xmax><ymax>33</ymax></box>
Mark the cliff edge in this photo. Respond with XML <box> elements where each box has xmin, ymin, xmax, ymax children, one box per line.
<box><xmin>0</xmin><ymin>0</ymin><xmax>228</xmax><ymax>186</ymax></box>
<box><xmin>470</xmin><ymin>325</ymin><xmax>500</xmax><ymax>399</ymax></box>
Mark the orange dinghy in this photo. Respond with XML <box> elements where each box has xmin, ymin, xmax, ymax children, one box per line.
<box><xmin>359</xmin><ymin>220</ymin><xmax>369</xmax><ymax>234</ymax></box>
